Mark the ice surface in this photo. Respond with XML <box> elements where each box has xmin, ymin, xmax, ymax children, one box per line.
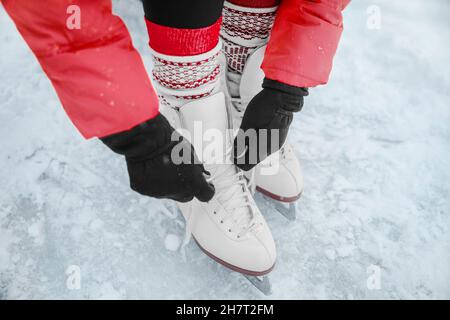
<box><xmin>165</xmin><ymin>234</ymin><xmax>181</xmax><ymax>252</ymax></box>
<box><xmin>0</xmin><ymin>0</ymin><xmax>449</xmax><ymax>299</ymax></box>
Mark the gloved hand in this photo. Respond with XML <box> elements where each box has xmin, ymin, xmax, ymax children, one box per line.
<box><xmin>233</xmin><ymin>78</ymin><xmax>308</xmax><ymax>171</ymax></box>
<box><xmin>101</xmin><ymin>114</ymin><xmax>215</xmax><ymax>202</ymax></box>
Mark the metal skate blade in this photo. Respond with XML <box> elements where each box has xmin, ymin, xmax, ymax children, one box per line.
<box><xmin>244</xmin><ymin>275</ymin><xmax>272</xmax><ymax>295</ymax></box>
<box><xmin>255</xmin><ymin>192</ymin><xmax>297</xmax><ymax>221</ymax></box>
<box><xmin>274</xmin><ymin>202</ymin><xmax>297</xmax><ymax>221</ymax></box>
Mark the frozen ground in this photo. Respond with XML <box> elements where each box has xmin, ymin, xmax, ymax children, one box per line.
<box><xmin>0</xmin><ymin>0</ymin><xmax>449</xmax><ymax>299</ymax></box>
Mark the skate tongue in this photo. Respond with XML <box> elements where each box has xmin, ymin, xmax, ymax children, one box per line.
<box><xmin>226</xmin><ymin>71</ymin><xmax>242</xmax><ymax>100</ymax></box>
<box><xmin>239</xmin><ymin>46</ymin><xmax>266</xmax><ymax>103</ymax></box>
<box><xmin>179</xmin><ymin>92</ymin><xmax>230</xmax><ymax>165</ymax></box>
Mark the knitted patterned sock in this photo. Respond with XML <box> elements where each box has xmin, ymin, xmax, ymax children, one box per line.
<box><xmin>220</xmin><ymin>0</ymin><xmax>279</xmax><ymax>77</ymax></box>
<box><xmin>146</xmin><ymin>18</ymin><xmax>223</xmax><ymax>109</ymax></box>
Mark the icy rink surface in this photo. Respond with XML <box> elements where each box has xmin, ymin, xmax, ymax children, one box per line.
<box><xmin>0</xmin><ymin>0</ymin><xmax>449</xmax><ymax>299</ymax></box>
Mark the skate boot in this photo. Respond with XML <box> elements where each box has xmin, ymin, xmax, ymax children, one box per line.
<box><xmin>177</xmin><ymin>92</ymin><xmax>276</xmax><ymax>277</ymax></box>
<box><xmin>147</xmin><ymin>18</ymin><xmax>276</xmax><ymax>293</ymax></box>
<box><xmin>220</xmin><ymin>0</ymin><xmax>303</xmax><ymax>220</ymax></box>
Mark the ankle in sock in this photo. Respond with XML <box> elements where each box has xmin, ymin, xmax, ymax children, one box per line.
<box><xmin>220</xmin><ymin>0</ymin><xmax>279</xmax><ymax>75</ymax></box>
<box><xmin>146</xmin><ymin>18</ymin><xmax>223</xmax><ymax>108</ymax></box>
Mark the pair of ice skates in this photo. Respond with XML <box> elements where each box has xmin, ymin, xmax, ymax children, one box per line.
<box><xmin>156</xmin><ymin>43</ymin><xmax>303</xmax><ymax>295</ymax></box>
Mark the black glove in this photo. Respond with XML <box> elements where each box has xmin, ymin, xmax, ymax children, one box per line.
<box><xmin>101</xmin><ymin>114</ymin><xmax>215</xmax><ymax>202</ymax></box>
<box><xmin>233</xmin><ymin>78</ymin><xmax>308</xmax><ymax>171</ymax></box>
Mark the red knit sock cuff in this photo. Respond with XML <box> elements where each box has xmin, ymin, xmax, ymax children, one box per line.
<box><xmin>226</xmin><ymin>0</ymin><xmax>280</xmax><ymax>8</ymax></box>
<box><xmin>145</xmin><ymin>17</ymin><xmax>222</xmax><ymax>56</ymax></box>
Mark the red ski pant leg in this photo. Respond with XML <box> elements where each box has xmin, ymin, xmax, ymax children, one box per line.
<box><xmin>2</xmin><ymin>0</ymin><xmax>159</xmax><ymax>138</ymax></box>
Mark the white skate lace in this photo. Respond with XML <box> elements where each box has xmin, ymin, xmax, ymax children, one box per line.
<box><xmin>246</xmin><ymin>167</ymin><xmax>257</xmax><ymax>194</ymax></box>
<box><xmin>182</xmin><ymin>147</ymin><xmax>260</xmax><ymax>249</ymax></box>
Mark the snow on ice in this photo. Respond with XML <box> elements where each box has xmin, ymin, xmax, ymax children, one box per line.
<box><xmin>0</xmin><ymin>0</ymin><xmax>449</xmax><ymax>299</ymax></box>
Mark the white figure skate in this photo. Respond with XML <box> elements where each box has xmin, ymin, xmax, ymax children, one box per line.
<box><xmin>152</xmin><ymin>39</ymin><xmax>277</xmax><ymax>293</ymax></box>
<box><xmin>224</xmin><ymin>46</ymin><xmax>303</xmax><ymax>221</ymax></box>
<box><xmin>160</xmin><ymin>92</ymin><xmax>276</xmax><ymax>295</ymax></box>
